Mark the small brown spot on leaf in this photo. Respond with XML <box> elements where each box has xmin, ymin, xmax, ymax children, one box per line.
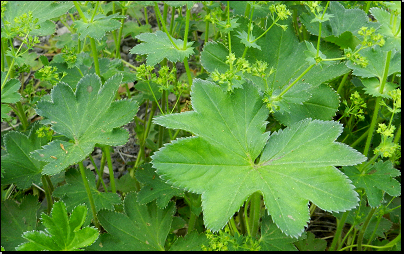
<box><xmin>87</xmin><ymin>86</ymin><xmax>93</xmax><ymax>93</ymax></box>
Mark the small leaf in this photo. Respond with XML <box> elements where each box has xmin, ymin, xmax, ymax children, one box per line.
<box><xmin>343</xmin><ymin>161</ymin><xmax>401</xmax><ymax>208</ymax></box>
<box><xmin>130</xmin><ymin>30</ymin><xmax>195</xmax><ymax>66</ymax></box>
<box><xmin>361</xmin><ymin>77</ymin><xmax>398</xmax><ymax>98</ymax></box>
<box><xmin>16</xmin><ymin>201</ymin><xmax>98</xmax><ymax>251</ymax></box>
<box><xmin>96</xmin><ymin>192</ymin><xmax>175</xmax><ymax>251</ymax></box>
<box><xmin>136</xmin><ymin>163</ymin><xmax>183</xmax><ymax>209</ymax></box>
<box><xmin>1</xmin><ymin>122</ymin><xmax>48</xmax><ymax>189</ymax></box>
<box><xmin>152</xmin><ymin>79</ymin><xmax>366</xmax><ymax>237</ymax></box>
<box><xmin>1</xmin><ymin>195</ymin><xmax>40</xmax><ymax>251</ymax></box>
<box><xmin>1</xmin><ymin>72</ymin><xmax>21</xmax><ymax>104</ymax></box>
<box><xmin>200</xmin><ymin>41</ymin><xmax>230</xmax><ymax>74</ymax></box>
<box><xmin>169</xmin><ymin>231</ymin><xmax>209</xmax><ymax>251</ymax></box>
<box><xmin>31</xmin><ymin>74</ymin><xmax>139</xmax><ymax>175</ymax></box>
<box><xmin>236</xmin><ymin>30</ymin><xmax>261</xmax><ymax>50</ymax></box>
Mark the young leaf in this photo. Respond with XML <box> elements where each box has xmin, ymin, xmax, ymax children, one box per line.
<box><xmin>31</xmin><ymin>74</ymin><xmax>139</xmax><ymax>175</ymax></box>
<box><xmin>136</xmin><ymin>163</ymin><xmax>184</xmax><ymax>209</ymax></box>
<box><xmin>236</xmin><ymin>30</ymin><xmax>261</xmax><ymax>50</ymax></box>
<box><xmin>16</xmin><ymin>201</ymin><xmax>98</xmax><ymax>251</ymax></box>
<box><xmin>1</xmin><ymin>195</ymin><xmax>40</xmax><ymax>251</ymax></box>
<box><xmin>343</xmin><ymin>161</ymin><xmax>401</xmax><ymax>208</ymax></box>
<box><xmin>370</xmin><ymin>7</ymin><xmax>401</xmax><ymax>52</ymax></box>
<box><xmin>152</xmin><ymin>79</ymin><xmax>366</xmax><ymax>237</ymax></box>
<box><xmin>2</xmin><ymin>122</ymin><xmax>48</xmax><ymax>189</ymax></box>
<box><xmin>96</xmin><ymin>192</ymin><xmax>175</xmax><ymax>251</ymax></box>
<box><xmin>130</xmin><ymin>30</ymin><xmax>195</xmax><ymax>66</ymax></box>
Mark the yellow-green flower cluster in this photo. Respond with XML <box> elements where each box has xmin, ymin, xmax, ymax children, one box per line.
<box><xmin>36</xmin><ymin>66</ymin><xmax>62</xmax><ymax>85</ymax></box>
<box><xmin>201</xmin><ymin>229</ymin><xmax>231</xmax><ymax>251</ymax></box>
<box><xmin>36</xmin><ymin>126</ymin><xmax>54</xmax><ymax>142</ymax></box>
<box><xmin>269</xmin><ymin>4</ymin><xmax>292</xmax><ymax>20</ymax></box>
<box><xmin>342</xmin><ymin>91</ymin><xmax>367</xmax><ymax>121</ymax></box>
<box><xmin>374</xmin><ymin>123</ymin><xmax>400</xmax><ymax>158</ymax></box>
<box><xmin>358</xmin><ymin>27</ymin><xmax>385</xmax><ymax>48</ymax></box>
<box><xmin>303</xmin><ymin>1</ymin><xmax>323</xmax><ymax>15</ymax></box>
<box><xmin>344</xmin><ymin>48</ymin><xmax>369</xmax><ymax>68</ymax></box>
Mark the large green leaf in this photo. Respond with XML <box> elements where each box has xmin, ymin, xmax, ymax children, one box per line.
<box><xmin>31</xmin><ymin>74</ymin><xmax>139</xmax><ymax>175</ymax></box>
<box><xmin>95</xmin><ymin>192</ymin><xmax>175</xmax><ymax>251</ymax></box>
<box><xmin>1</xmin><ymin>122</ymin><xmax>48</xmax><ymax>189</ymax></box>
<box><xmin>152</xmin><ymin>79</ymin><xmax>366</xmax><ymax>237</ymax></box>
<box><xmin>1</xmin><ymin>195</ymin><xmax>40</xmax><ymax>250</ymax></box>
<box><xmin>343</xmin><ymin>161</ymin><xmax>401</xmax><ymax>208</ymax></box>
<box><xmin>130</xmin><ymin>30</ymin><xmax>195</xmax><ymax>66</ymax></box>
<box><xmin>16</xmin><ymin>201</ymin><xmax>98</xmax><ymax>251</ymax></box>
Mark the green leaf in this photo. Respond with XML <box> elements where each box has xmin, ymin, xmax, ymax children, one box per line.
<box><xmin>16</xmin><ymin>201</ymin><xmax>98</xmax><ymax>251</ymax></box>
<box><xmin>1</xmin><ymin>122</ymin><xmax>48</xmax><ymax>189</ymax></box>
<box><xmin>31</xmin><ymin>74</ymin><xmax>139</xmax><ymax>175</ymax></box>
<box><xmin>1</xmin><ymin>195</ymin><xmax>40</xmax><ymax>251</ymax></box>
<box><xmin>152</xmin><ymin>79</ymin><xmax>366</xmax><ymax>237</ymax></box>
<box><xmin>130</xmin><ymin>30</ymin><xmax>195</xmax><ymax>66</ymax></box>
<box><xmin>294</xmin><ymin>232</ymin><xmax>327</xmax><ymax>251</ymax></box>
<box><xmin>235</xmin><ymin>30</ymin><xmax>261</xmax><ymax>50</ymax></box>
<box><xmin>96</xmin><ymin>192</ymin><xmax>175</xmax><ymax>251</ymax></box>
<box><xmin>346</xmin><ymin>47</ymin><xmax>401</xmax><ymax>79</ymax></box>
<box><xmin>136</xmin><ymin>163</ymin><xmax>184</xmax><ymax>209</ymax></box>
<box><xmin>259</xmin><ymin>214</ymin><xmax>300</xmax><ymax>251</ymax></box>
<box><xmin>343</xmin><ymin>161</ymin><xmax>401</xmax><ymax>208</ymax></box>
<box><xmin>73</xmin><ymin>13</ymin><xmax>125</xmax><ymax>40</ymax></box>
<box><xmin>361</xmin><ymin>77</ymin><xmax>398</xmax><ymax>98</ymax></box>
<box><xmin>53</xmin><ymin>168</ymin><xmax>121</xmax><ymax>223</ymax></box>
<box><xmin>200</xmin><ymin>41</ymin><xmax>230</xmax><ymax>74</ymax></box>
<box><xmin>1</xmin><ymin>72</ymin><xmax>21</xmax><ymax>104</ymax></box>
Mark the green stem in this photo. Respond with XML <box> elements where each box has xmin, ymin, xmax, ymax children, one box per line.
<box><xmin>249</xmin><ymin>192</ymin><xmax>261</xmax><ymax>238</ymax></box>
<box><xmin>183</xmin><ymin>57</ymin><xmax>193</xmax><ymax>86</ymax></box>
<box><xmin>187</xmin><ymin>211</ymin><xmax>197</xmax><ymax>233</ymax></box>
<box><xmin>41</xmin><ymin>175</ymin><xmax>53</xmax><ymax>214</ymax></box>
<box><xmin>336</xmin><ymin>71</ymin><xmax>350</xmax><ymax>96</ymax></box>
<box><xmin>357</xmin><ymin>208</ymin><xmax>376</xmax><ymax>251</ymax></box>
<box><xmin>154</xmin><ymin>2</ymin><xmax>180</xmax><ymax>50</ymax></box>
<box><xmin>102</xmin><ymin>146</ymin><xmax>116</xmax><ymax>193</ymax></box>
<box><xmin>78</xmin><ymin>161</ymin><xmax>101</xmax><ymax>230</ymax></box>
<box><xmin>90</xmin><ymin>38</ymin><xmax>101</xmax><ymax>77</ymax></box>
<box><xmin>329</xmin><ymin>210</ymin><xmax>349</xmax><ymax>250</ymax></box>
<box><xmin>15</xmin><ymin>101</ymin><xmax>29</xmax><ymax>131</ymax></box>
<box><xmin>91</xmin><ymin>154</ymin><xmax>107</xmax><ymax>191</ymax></box>
<box><xmin>363</xmin><ymin>50</ymin><xmax>392</xmax><ymax>157</ymax></box>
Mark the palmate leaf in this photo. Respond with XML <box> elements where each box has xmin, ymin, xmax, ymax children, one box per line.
<box><xmin>152</xmin><ymin>79</ymin><xmax>366</xmax><ymax>237</ymax></box>
<box><xmin>130</xmin><ymin>30</ymin><xmax>195</xmax><ymax>66</ymax></box>
<box><xmin>31</xmin><ymin>74</ymin><xmax>139</xmax><ymax>175</ymax></box>
<box><xmin>16</xmin><ymin>201</ymin><xmax>98</xmax><ymax>251</ymax></box>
